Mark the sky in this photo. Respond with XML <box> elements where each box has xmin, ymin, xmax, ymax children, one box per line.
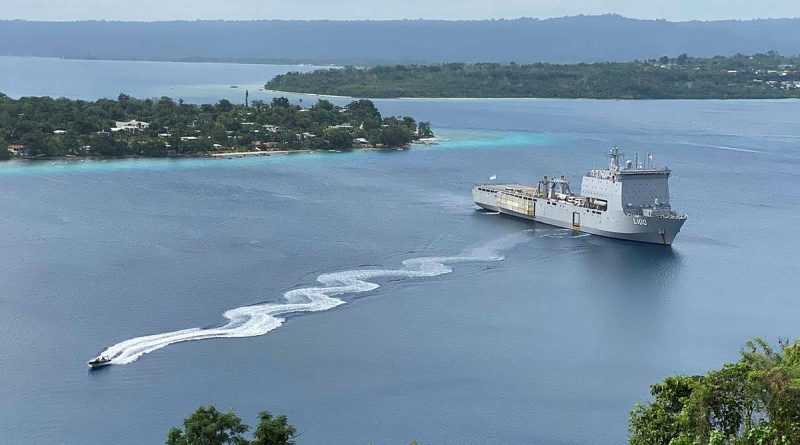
<box><xmin>1</xmin><ymin>0</ymin><xmax>798</xmax><ymax>21</ymax></box>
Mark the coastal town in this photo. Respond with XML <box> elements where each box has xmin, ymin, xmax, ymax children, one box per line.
<box><xmin>0</xmin><ymin>94</ymin><xmax>435</xmax><ymax>160</ymax></box>
<box><xmin>648</xmin><ymin>52</ymin><xmax>800</xmax><ymax>90</ymax></box>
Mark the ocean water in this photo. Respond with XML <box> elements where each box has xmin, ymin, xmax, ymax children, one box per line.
<box><xmin>0</xmin><ymin>56</ymin><xmax>322</xmax><ymax>103</ymax></box>
<box><xmin>1</xmin><ymin>57</ymin><xmax>800</xmax><ymax>445</ymax></box>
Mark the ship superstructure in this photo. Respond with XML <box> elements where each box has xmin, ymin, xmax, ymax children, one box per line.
<box><xmin>472</xmin><ymin>147</ymin><xmax>687</xmax><ymax>245</ymax></box>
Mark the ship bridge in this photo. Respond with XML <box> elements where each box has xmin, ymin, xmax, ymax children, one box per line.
<box><xmin>581</xmin><ymin>147</ymin><xmax>675</xmax><ymax>215</ymax></box>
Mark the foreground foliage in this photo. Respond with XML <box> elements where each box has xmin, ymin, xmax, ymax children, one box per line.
<box><xmin>266</xmin><ymin>53</ymin><xmax>800</xmax><ymax>99</ymax></box>
<box><xmin>166</xmin><ymin>406</ymin><xmax>296</xmax><ymax>445</ymax></box>
<box><xmin>630</xmin><ymin>338</ymin><xmax>800</xmax><ymax>445</ymax></box>
<box><xmin>0</xmin><ymin>93</ymin><xmax>431</xmax><ymax>159</ymax></box>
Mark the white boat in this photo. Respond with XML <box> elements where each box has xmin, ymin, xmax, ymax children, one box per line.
<box><xmin>87</xmin><ymin>355</ymin><xmax>112</xmax><ymax>368</ymax></box>
<box><xmin>415</xmin><ymin>137</ymin><xmax>438</xmax><ymax>145</ymax></box>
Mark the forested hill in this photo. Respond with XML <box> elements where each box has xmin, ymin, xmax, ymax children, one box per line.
<box><xmin>265</xmin><ymin>54</ymin><xmax>800</xmax><ymax>99</ymax></box>
<box><xmin>1</xmin><ymin>16</ymin><xmax>800</xmax><ymax>65</ymax></box>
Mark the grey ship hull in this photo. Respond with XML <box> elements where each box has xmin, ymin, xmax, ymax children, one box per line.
<box><xmin>474</xmin><ymin>186</ymin><xmax>686</xmax><ymax>245</ymax></box>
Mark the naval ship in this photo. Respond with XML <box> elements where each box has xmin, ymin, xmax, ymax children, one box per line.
<box><xmin>473</xmin><ymin>148</ymin><xmax>687</xmax><ymax>245</ymax></box>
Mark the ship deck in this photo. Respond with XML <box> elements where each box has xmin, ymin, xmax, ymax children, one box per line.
<box><xmin>475</xmin><ymin>183</ymin><xmax>541</xmax><ymax>198</ymax></box>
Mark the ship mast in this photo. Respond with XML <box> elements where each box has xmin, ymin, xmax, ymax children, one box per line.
<box><xmin>609</xmin><ymin>146</ymin><xmax>622</xmax><ymax>172</ymax></box>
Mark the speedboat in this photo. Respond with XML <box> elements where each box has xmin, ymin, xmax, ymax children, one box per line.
<box><xmin>87</xmin><ymin>355</ymin><xmax>113</xmax><ymax>369</ymax></box>
<box><xmin>416</xmin><ymin>137</ymin><xmax>438</xmax><ymax>145</ymax></box>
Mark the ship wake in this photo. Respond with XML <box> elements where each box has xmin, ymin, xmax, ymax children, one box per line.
<box><xmin>94</xmin><ymin>232</ymin><xmax>530</xmax><ymax>365</ymax></box>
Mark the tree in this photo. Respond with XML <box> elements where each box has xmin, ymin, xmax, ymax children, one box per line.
<box><xmin>271</xmin><ymin>97</ymin><xmax>291</xmax><ymax>108</ymax></box>
<box><xmin>209</xmin><ymin>124</ymin><xmax>229</xmax><ymax>145</ymax></box>
<box><xmin>323</xmin><ymin>128</ymin><xmax>353</xmax><ymax>150</ymax></box>
<box><xmin>417</xmin><ymin>121</ymin><xmax>433</xmax><ymax>137</ymax></box>
<box><xmin>166</xmin><ymin>406</ymin><xmax>249</xmax><ymax>445</ymax></box>
<box><xmin>629</xmin><ymin>339</ymin><xmax>800</xmax><ymax>445</ymax></box>
<box><xmin>251</xmin><ymin>411</ymin><xmax>297</xmax><ymax>445</ymax></box>
<box><xmin>346</xmin><ymin>99</ymin><xmax>381</xmax><ymax>128</ymax></box>
<box><xmin>677</xmin><ymin>53</ymin><xmax>689</xmax><ymax>65</ymax></box>
<box><xmin>629</xmin><ymin>376</ymin><xmax>702</xmax><ymax>445</ymax></box>
<box><xmin>166</xmin><ymin>406</ymin><xmax>297</xmax><ymax>445</ymax></box>
<box><xmin>312</xmin><ymin>99</ymin><xmax>335</xmax><ymax>111</ymax></box>
<box><xmin>20</xmin><ymin>132</ymin><xmax>48</xmax><ymax>156</ymax></box>
<box><xmin>402</xmin><ymin>116</ymin><xmax>416</xmax><ymax>131</ymax></box>
<box><xmin>216</xmin><ymin>99</ymin><xmax>234</xmax><ymax>113</ymax></box>
<box><xmin>251</xmin><ymin>100</ymin><xmax>266</xmax><ymax>112</ymax></box>
<box><xmin>378</xmin><ymin>124</ymin><xmax>413</xmax><ymax>147</ymax></box>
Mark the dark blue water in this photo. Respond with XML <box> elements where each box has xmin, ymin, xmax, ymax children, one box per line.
<box><xmin>1</xmin><ymin>58</ymin><xmax>800</xmax><ymax>445</ymax></box>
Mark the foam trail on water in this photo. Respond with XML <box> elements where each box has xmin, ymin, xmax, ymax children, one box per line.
<box><xmin>96</xmin><ymin>233</ymin><xmax>529</xmax><ymax>365</ymax></box>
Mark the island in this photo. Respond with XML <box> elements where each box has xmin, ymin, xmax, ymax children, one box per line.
<box><xmin>265</xmin><ymin>53</ymin><xmax>800</xmax><ymax>99</ymax></box>
<box><xmin>0</xmin><ymin>93</ymin><xmax>434</xmax><ymax>160</ymax></box>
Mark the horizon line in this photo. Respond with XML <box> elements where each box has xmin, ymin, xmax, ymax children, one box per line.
<box><xmin>2</xmin><ymin>14</ymin><xmax>800</xmax><ymax>24</ymax></box>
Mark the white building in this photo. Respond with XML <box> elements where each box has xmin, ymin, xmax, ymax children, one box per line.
<box><xmin>112</xmin><ymin>120</ymin><xmax>150</xmax><ymax>132</ymax></box>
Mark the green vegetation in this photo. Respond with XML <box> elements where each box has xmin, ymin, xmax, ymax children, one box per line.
<box><xmin>266</xmin><ymin>53</ymin><xmax>800</xmax><ymax>99</ymax></box>
<box><xmin>166</xmin><ymin>406</ymin><xmax>296</xmax><ymax>445</ymax></box>
<box><xmin>166</xmin><ymin>406</ymin><xmax>428</xmax><ymax>445</ymax></box>
<box><xmin>167</xmin><ymin>339</ymin><xmax>800</xmax><ymax>445</ymax></box>
<box><xmin>0</xmin><ymin>93</ymin><xmax>431</xmax><ymax>159</ymax></box>
<box><xmin>629</xmin><ymin>338</ymin><xmax>800</xmax><ymax>445</ymax></box>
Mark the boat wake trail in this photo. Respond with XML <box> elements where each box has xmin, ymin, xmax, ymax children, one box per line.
<box><xmin>96</xmin><ymin>232</ymin><xmax>530</xmax><ymax>365</ymax></box>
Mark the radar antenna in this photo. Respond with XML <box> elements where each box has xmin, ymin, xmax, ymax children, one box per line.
<box><xmin>609</xmin><ymin>146</ymin><xmax>622</xmax><ymax>172</ymax></box>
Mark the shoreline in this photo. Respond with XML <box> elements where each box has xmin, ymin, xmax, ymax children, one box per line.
<box><xmin>2</xmin><ymin>146</ymin><xmax>419</xmax><ymax>163</ymax></box>
<box><xmin>208</xmin><ymin>150</ymin><xmax>310</xmax><ymax>157</ymax></box>
<box><xmin>3</xmin><ymin>150</ymin><xmax>310</xmax><ymax>162</ymax></box>
<box><xmin>4</xmin><ymin>56</ymin><xmax>799</xmax><ymax>101</ymax></box>
<box><xmin>264</xmin><ymin>89</ymin><xmax>800</xmax><ymax>101</ymax></box>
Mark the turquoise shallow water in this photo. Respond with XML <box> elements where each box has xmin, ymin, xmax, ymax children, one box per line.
<box><xmin>436</xmin><ymin>128</ymin><xmax>557</xmax><ymax>149</ymax></box>
<box><xmin>0</xmin><ymin>128</ymin><xmax>555</xmax><ymax>177</ymax></box>
<box><xmin>0</xmin><ymin>153</ymin><xmax>314</xmax><ymax>176</ymax></box>
<box><xmin>1</xmin><ymin>57</ymin><xmax>800</xmax><ymax>445</ymax></box>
